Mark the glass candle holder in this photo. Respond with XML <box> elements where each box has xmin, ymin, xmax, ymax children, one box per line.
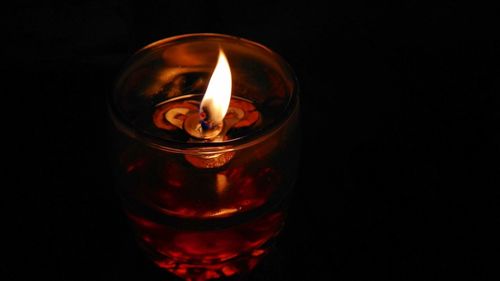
<box><xmin>108</xmin><ymin>33</ymin><xmax>299</xmax><ymax>281</ymax></box>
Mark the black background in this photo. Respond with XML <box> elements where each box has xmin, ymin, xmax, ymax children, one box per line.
<box><xmin>6</xmin><ymin>1</ymin><xmax>500</xmax><ymax>280</ymax></box>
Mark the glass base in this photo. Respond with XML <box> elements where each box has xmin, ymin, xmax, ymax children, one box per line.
<box><xmin>142</xmin><ymin>240</ymin><xmax>276</xmax><ymax>281</ymax></box>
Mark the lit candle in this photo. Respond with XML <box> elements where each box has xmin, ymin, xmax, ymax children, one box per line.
<box><xmin>109</xmin><ymin>34</ymin><xmax>299</xmax><ymax>281</ymax></box>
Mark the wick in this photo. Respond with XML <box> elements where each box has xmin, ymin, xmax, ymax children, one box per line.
<box><xmin>199</xmin><ymin>111</ymin><xmax>211</xmax><ymax>130</ymax></box>
<box><xmin>184</xmin><ymin>110</ymin><xmax>223</xmax><ymax>140</ymax></box>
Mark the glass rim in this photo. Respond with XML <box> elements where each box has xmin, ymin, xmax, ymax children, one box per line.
<box><xmin>108</xmin><ymin>33</ymin><xmax>299</xmax><ymax>154</ymax></box>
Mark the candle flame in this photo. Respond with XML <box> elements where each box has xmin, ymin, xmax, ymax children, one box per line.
<box><xmin>200</xmin><ymin>49</ymin><xmax>232</xmax><ymax>125</ymax></box>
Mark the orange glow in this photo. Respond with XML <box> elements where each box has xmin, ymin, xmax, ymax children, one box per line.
<box><xmin>216</xmin><ymin>173</ymin><xmax>228</xmax><ymax>194</ymax></box>
<box><xmin>200</xmin><ymin>49</ymin><xmax>232</xmax><ymax>124</ymax></box>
